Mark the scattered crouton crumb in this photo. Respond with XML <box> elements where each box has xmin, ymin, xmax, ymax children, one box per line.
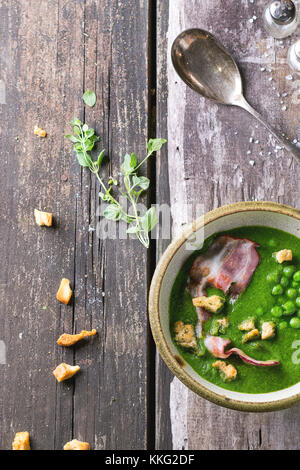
<box><xmin>34</xmin><ymin>209</ymin><xmax>53</xmax><ymax>227</ymax></box>
<box><xmin>53</xmin><ymin>363</ymin><xmax>80</xmax><ymax>382</ymax></box>
<box><xmin>57</xmin><ymin>329</ymin><xmax>97</xmax><ymax>347</ymax></box>
<box><xmin>12</xmin><ymin>432</ymin><xmax>31</xmax><ymax>450</ymax></box>
<box><xmin>261</xmin><ymin>321</ymin><xmax>276</xmax><ymax>340</ymax></box>
<box><xmin>34</xmin><ymin>125</ymin><xmax>47</xmax><ymax>138</ymax></box>
<box><xmin>192</xmin><ymin>295</ymin><xmax>224</xmax><ymax>313</ymax></box>
<box><xmin>213</xmin><ymin>361</ymin><xmax>237</xmax><ymax>382</ymax></box>
<box><xmin>242</xmin><ymin>329</ymin><xmax>260</xmax><ymax>344</ymax></box>
<box><xmin>275</xmin><ymin>249</ymin><xmax>292</xmax><ymax>264</ymax></box>
<box><xmin>63</xmin><ymin>439</ymin><xmax>90</xmax><ymax>450</ymax></box>
<box><xmin>174</xmin><ymin>321</ymin><xmax>197</xmax><ymax>350</ymax></box>
<box><xmin>211</xmin><ymin>317</ymin><xmax>229</xmax><ymax>335</ymax></box>
<box><xmin>56</xmin><ymin>278</ymin><xmax>72</xmax><ymax>304</ymax></box>
<box><xmin>239</xmin><ymin>318</ymin><xmax>256</xmax><ymax>331</ymax></box>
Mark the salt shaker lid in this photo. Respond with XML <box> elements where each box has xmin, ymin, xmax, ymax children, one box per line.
<box><xmin>269</xmin><ymin>0</ymin><xmax>296</xmax><ymax>24</ymax></box>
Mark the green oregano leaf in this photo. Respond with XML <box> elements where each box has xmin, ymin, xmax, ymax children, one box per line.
<box><xmin>122</xmin><ymin>153</ymin><xmax>137</xmax><ymax>174</ymax></box>
<box><xmin>82</xmin><ymin>90</ymin><xmax>97</xmax><ymax>107</ymax></box>
<box><xmin>103</xmin><ymin>204</ymin><xmax>121</xmax><ymax>221</ymax></box>
<box><xmin>147</xmin><ymin>138</ymin><xmax>167</xmax><ymax>154</ymax></box>
<box><xmin>132</xmin><ymin>175</ymin><xmax>150</xmax><ymax>190</ymax></box>
<box><xmin>141</xmin><ymin>207</ymin><xmax>158</xmax><ymax>233</ymax></box>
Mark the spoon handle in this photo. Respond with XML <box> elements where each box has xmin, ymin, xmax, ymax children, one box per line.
<box><xmin>237</xmin><ymin>96</ymin><xmax>300</xmax><ymax>165</ymax></box>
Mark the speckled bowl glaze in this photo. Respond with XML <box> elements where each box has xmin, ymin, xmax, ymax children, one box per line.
<box><xmin>149</xmin><ymin>202</ymin><xmax>300</xmax><ymax>412</ymax></box>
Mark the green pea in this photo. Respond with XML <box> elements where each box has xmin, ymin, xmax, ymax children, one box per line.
<box><xmin>283</xmin><ymin>265</ymin><xmax>296</xmax><ymax>278</ymax></box>
<box><xmin>296</xmin><ymin>298</ymin><xmax>300</xmax><ymax>308</ymax></box>
<box><xmin>256</xmin><ymin>307</ymin><xmax>264</xmax><ymax>317</ymax></box>
<box><xmin>278</xmin><ymin>321</ymin><xmax>288</xmax><ymax>330</ymax></box>
<box><xmin>290</xmin><ymin>317</ymin><xmax>300</xmax><ymax>329</ymax></box>
<box><xmin>283</xmin><ymin>300</ymin><xmax>296</xmax><ymax>315</ymax></box>
<box><xmin>272</xmin><ymin>284</ymin><xmax>283</xmax><ymax>296</ymax></box>
<box><xmin>293</xmin><ymin>271</ymin><xmax>300</xmax><ymax>282</ymax></box>
<box><xmin>271</xmin><ymin>306</ymin><xmax>283</xmax><ymax>317</ymax></box>
<box><xmin>286</xmin><ymin>288</ymin><xmax>297</xmax><ymax>299</ymax></box>
<box><xmin>280</xmin><ymin>277</ymin><xmax>289</xmax><ymax>288</ymax></box>
<box><xmin>298</xmin><ymin>311</ymin><xmax>300</xmax><ymax>318</ymax></box>
<box><xmin>291</xmin><ymin>281</ymin><xmax>299</xmax><ymax>288</ymax></box>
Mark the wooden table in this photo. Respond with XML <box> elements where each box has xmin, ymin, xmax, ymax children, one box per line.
<box><xmin>0</xmin><ymin>0</ymin><xmax>299</xmax><ymax>450</ymax></box>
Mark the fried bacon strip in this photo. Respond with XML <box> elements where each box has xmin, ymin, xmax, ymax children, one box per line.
<box><xmin>204</xmin><ymin>336</ymin><xmax>280</xmax><ymax>367</ymax></box>
<box><xmin>188</xmin><ymin>235</ymin><xmax>260</xmax><ymax>337</ymax></box>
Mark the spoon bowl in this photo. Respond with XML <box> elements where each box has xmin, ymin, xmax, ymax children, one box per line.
<box><xmin>171</xmin><ymin>28</ymin><xmax>300</xmax><ymax>165</ymax></box>
<box><xmin>172</xmin><ymin>29</ymin><xmax>242</xmax><ymax>105</ymax></box>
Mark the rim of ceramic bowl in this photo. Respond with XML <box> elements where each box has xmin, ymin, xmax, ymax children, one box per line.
<box><xmin>149</xmin><ymin>201</ymin><xmax>300</xmax><ymax>412</ymax></box>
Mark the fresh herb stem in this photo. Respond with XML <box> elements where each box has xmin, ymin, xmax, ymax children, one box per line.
<box><xmin>66</xmin><ymin>118</ymin><xmax>166</xmax><ymax>248</ymax></box>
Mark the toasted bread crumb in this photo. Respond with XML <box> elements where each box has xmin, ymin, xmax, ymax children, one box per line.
<box><xmin>174</xmin><ymin>321</ymin><xmax>197</xmax><ymax>350</ymax></box>
<box><xmin>213</xmin><ymin>361</ymin><xmax>237</xmax><ymax>382</ymax></box>
<box><xmin>53</xmin><ymin>363</ymin><xmax>80</xmax><ymax>382</ymax></box>
<box><xmin>210</xmin><ymin>317</ymin><xmax>229</xmax><ymax>335</ymax></box>
<box><xmin>242</xmin><ymin>328</ymin><xmax>260</xmax><ymax>344</ymax></box>
<box><xmin>12</xmin><ymin>432</ymin><xmax>31</xmax><ymax>450</ymax></box>
<box><xmin>192</xmin><ymin>295</ymin><xmax>224</xmax><ymax>313</ymax></box>
<box><xmin>64</xmin><ymin>439</ymin><xmax>90</xmax><ymax>450</ymax></box>
<box><xmin>57</xmin><ymin>329</ymin><xmax>97</xmax><ymax>347</ymax></box>
<box><xmin>34</xmin><ymin>209</ymin><xmax>53</xmax><ymax>227</ymax></box>
<box><xmin>261</xmin><ymin>321</ymin><xmax>276</xmax><ymax>340</ymax></box>
<box><xmin>239</xmin><ymin>318</ymin><xmax>256</xmax><ymax>332</ymax></box>
<box><xmin>275</xmin><ymin>249</ymin><xmax>292</xmax><ymax>264</ymax></box>
<box><xmin>34</xmin><ymin>125</ymin><xmax>47</xmax><ymax>138</ymax></box>
<box><xmin>56</xmin><ymin>278</ymin><xmax>72</xmax><ymax>304</ymax></box>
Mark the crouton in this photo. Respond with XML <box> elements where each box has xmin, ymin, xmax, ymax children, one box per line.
<box><xmin>56</xmin><ymin>278</ymin><xmax>72</xmax><ymax>304</ymax></box>
<box><xmin>57</xmin><ymin>329</ymin><xmax>97</xmax><ymax>347</ymax></box>
<box><xmin>242</xmin><ymin>328</ymin><xmax>260</xmax><ymax>344</ymax></box>
<box><xmin>213</xmin><ymin>361</ymin><xmax>237</xmax><ymax>383</ymax></box>
<box><xmin>53</xmin><ymin>363</ymin><xmax>80</xmax><ymax>382</ymax></box>
<box><xmin>275</xmin><ymin>249</ymin><xmax>292</xmax><ymax>264</ymax></box>
<box><xmin>192</xmin><ymin>295</ymin><xmax>224</xmax><ymax>313</ymax></box>
<box><xmin>210</xmin><ymin>317</ymin><xmax>229</xmax><ymax>336</ymax></box>
<box><xmin>238</xmin><ymin>317</ymin><xmax>256</xmax><ymax>331</ymax></box>
<box><xmin>63</xmin><ymin>439</ymin><xmax>90</xmax><ymax>450</ymax></box>
<box><xmin>12</xmin><ymin>432</ymin><xmax>31</xmax><ymax>450</ymax></box>
<box><xmin>174</xmin><ymin>321</ymin><xmax>197</xmax><ymax>350</ymax></box>
<box><xmin>261</xmin><ymin>321</ymin><xmax>276</xmax><ymax>340</ymax></box>
<box><xmin>34</xmin><ymin>125</ymin><xmax>47</xmax><ymax>138</ymax></box>
<box><xmin>34</xmin><ymin>209</ymin><xmax>53</xmax><ymax>227</ymax></box>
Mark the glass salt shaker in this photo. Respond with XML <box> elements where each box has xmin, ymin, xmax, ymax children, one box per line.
<box><xmin>288</xmin><ymin>39</ymin><xmax>300</xmax><ymax>74</ymax></box>
<box><xmin>263</xmin><ymin>0</ymin><xmax>299</xmax><ymax>39</ymax></box>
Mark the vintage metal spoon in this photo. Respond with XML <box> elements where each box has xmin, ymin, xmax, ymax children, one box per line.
<box><xmin>171</xmin><ymin>28</ymin><xmax>300</xmax><ymax>165</ymax></box>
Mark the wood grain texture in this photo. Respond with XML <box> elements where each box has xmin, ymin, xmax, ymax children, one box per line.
<box><xmin>155</xmin><ymin>0</ymin><xmax>173</xmax><ymax>450</ymax></box>
<box><xmin>156</xmin><ymin>0</ymin><xmax>300</xmax><ymax>450</ymax></box>
<box><xmin>0</xmin><ymin>0</ymin><xmax>151</xmax><ymax>450</ymax></box>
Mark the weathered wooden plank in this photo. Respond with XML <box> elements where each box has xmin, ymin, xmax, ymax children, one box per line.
<box><xmin>0</xmin><ymin>0</ymin><xmax>152</xmax><ymax>450</ymax></box>
<box><xmin>0</xmin><ymin>0</ymin><xmax>83</xmax><ymax>450</ymax></box>
<box><xmin>72</xmin><ymin>0</ymin><xmax>152</xmax><ymax>450</ymax></box>
<box><xmin>156</xmin><ymin>0</ymin><xmax>300</xmax><ymax>450</ymax></box>
<box><xmin>155</xmin><ymin>0</ymin><xmax>173</xmax><ymax>450</ymax></box>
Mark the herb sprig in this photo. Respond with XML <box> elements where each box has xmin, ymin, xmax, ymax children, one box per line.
<box><xmin>66</xmin><ymin>118</ymin><xmax>166</xmax><ymax>248</ymax></box>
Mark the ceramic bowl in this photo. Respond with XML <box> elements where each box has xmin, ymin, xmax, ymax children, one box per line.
<box><xmin>149</xmin><ymin>201</ymin><xmax>300</xmax><ymax>411</ymax></box>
